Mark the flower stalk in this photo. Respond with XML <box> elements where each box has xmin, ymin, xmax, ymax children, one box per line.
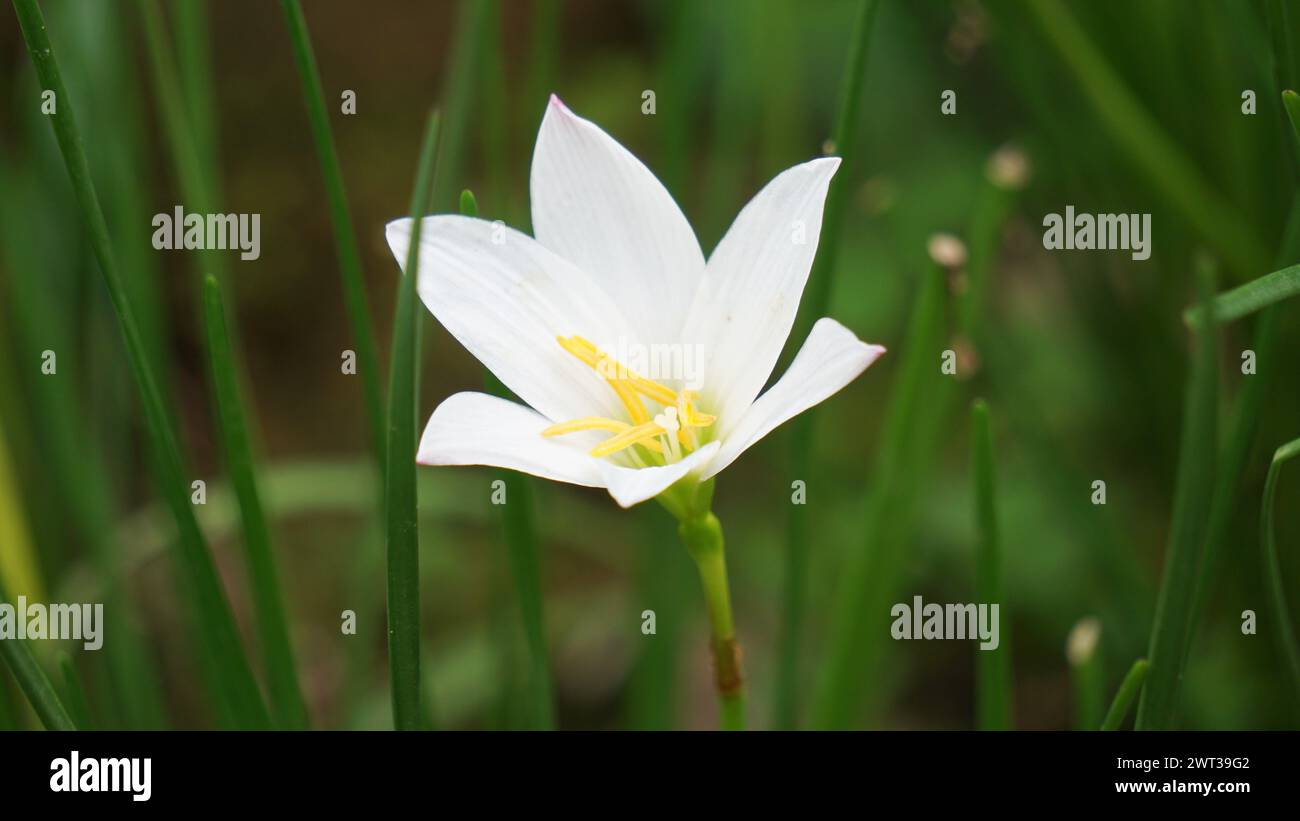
<box><xmin>669</xmin><ymin>480</ymin><xmax>745</xmax><ymax>730</ymax></box>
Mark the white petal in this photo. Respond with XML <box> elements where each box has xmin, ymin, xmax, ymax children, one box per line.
<box><xmin>417</xmin><ymin>392</ymin><xmax>606</xmax><ymax>487</ymax></box>
<box><xmin>600</xmin><ymin>441</ymin><xmax>721</xmax><ymax>508</ymax></box>
<box><xmin>702</xmin><ymin>318</ymin><xmax>884</xmax><ymax>480</ymax></box>
<box><xmin>386</xmin><ymin>215</ymin><xmax>636</xmax><ymax>424</ymax></box>
<box><xmin>681</xmin><ymin>157</ymin><xmax>840</xmax><ymax>430</ymax></box>
<box><xmin>531</xmin><ymin>95</ymin><xmax>705</xmax><ymax>343</ymax></box>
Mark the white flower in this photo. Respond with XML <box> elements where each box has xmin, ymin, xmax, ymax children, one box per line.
<box><xmin>386</xmin><ymin>95</ymin><xmax>885</xmax><ymax>509</ymax></box>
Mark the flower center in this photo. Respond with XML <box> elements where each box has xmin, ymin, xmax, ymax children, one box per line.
<box><xmin>541</xmin><ymin>335</ymin><xmax>715</xmax><ymax>464</ymax></box>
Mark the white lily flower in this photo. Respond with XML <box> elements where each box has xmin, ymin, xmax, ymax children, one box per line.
<box><xmin>386</xmin><ymin>95</ymin><xmax>885</xmax><ymax>509</ymax></box>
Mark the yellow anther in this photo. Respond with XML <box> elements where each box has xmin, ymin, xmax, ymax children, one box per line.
<box><xmin>542</xmin><ymin>417</ymin><xmax>630</xmax><ymax>437</ymax></box>
<box><xmin>589</xmin><ymin>421</ymin><xmax>667</xmax><ymax>458</ymax></box>
<box><xmin>677</xmin><ymin>390</ymin><xmax>717</xmax><ymax>427</ymax></box>
<box><xmin>675</xmin><ymin>392</ymin><xmax>697</xmax><ymax>450</ymax></box>
<box><xmin>558</xmin><ymin>336</ymin><xmax>678</xmax><ymax>406</ymax></box>
<box><xmin>557</xmin><ymin>336</ymin><xmax>601</xmax><ymax>368</ymax></box>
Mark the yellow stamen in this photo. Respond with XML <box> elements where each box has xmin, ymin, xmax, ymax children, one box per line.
<box><xmin>609</xmin><ymin>379</ymin><xmax>650</xmax><ymax>425</ymax></box>
<box><xmin>589</xmin><ymin>421</ymin><xmax>667</xmax><ymax>458</ymax></box>
<box><xmin>548</xmin><ymin>336</ymin><xmax>718</xmax><ymax>462</ymax></box>
<box><xmin>542</xmin><ymin>417</ymin><xmax>662</xmax><ymax>453</ymax></box>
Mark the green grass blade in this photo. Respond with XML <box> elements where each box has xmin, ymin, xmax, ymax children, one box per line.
<box><xmin>201</xmin><ymin>275</ymin><xmax>310</xmax><ymax>729</ymax></box>
<box><xmin>962</xmin><ymin>148</ymin><xmax>1028</xmax><ymax>345</ymax></box>
<box><xmin>1189</xmin><ymin>307</ymin><xmax>1279</xmax><ymax>636</ymax></box>
<box><xmin>387</xmin><ymin>110</ymin><xmax>441</xmax><ymax>730</ymax></box>
<box><xmin>1135</xmin><ymin>262</ymin><xmax>1219</xmax><ymax>730</ymax></box>
<box><xmin>459</xmin><ymin>189</ymin><xmax>479</xmax><ymax>218</ymax></box>
<box><xmin>1183</xmin><ymin>263</ymin><xmax>1300</xmax><ymax>327</ymax></box>
<box><xmin>775</xmin><ymin>0</ymin><xmax>879</xmax><ymax>731</ymax></box>
<box><xmin>432</xmin><ymin>0</ymin><xmax>492</xmax><ymax>212</ymax></box>
<box><xmin>972</xmin><ymin>400</ymin><xmax>1012</xmax><ymax>730</ymax></box>
<box><xmin>1261</xmin><ymin>438</ymin><xmax>1300</xmax><ymax>707</ymax></box>
<box><xmin>812</xmin><ymin>264</ymin><xmax>950</xmax><ymax>728</ymax></box>
<box><xmin>0</xmin><ymin>671</ymin><xmax>17</xmax><ymax>730</ymax></box>
<box><xmin>12</xmin><ymin>0</ymin><xmax>270</xmax><ymax>729</ymax></box>
<box><xmin>791</xmin><ymin>0</ymin><xmax>878</xmax><ymax>344</ymax></box>
<box><xmin>1283</xmin><ymin>89</ymin><xmax>1300</xmax><ymax>148</ymax></box>
<box><xmin>135</xmin><ymin>0</ymin><xmax>219</xmax><ymax>231</ymax></box>
<box><xmin>1101</xmin><ymin>659</ymin><xmax>1150</xmax><ymax>730</ymax></box>
<box><xmin>281</xmin><ymin>0</ymin><xmax>387</xmax><ymax>468</ymax></box>
<box><xmin>460</xmin><ymin>189</ymin><xmax>555</xmax><ymax>729</ymax></box>
<box><xmin>1271</xmin><ymin>2</ymin><xmax>1300</xmax><ymax>91</ymax></box>
<box><xmin>1024</xmin><ymin>0</ymin><xmax>1269</xmax><ymax>277</ymax></box>
<box><xmin>58</xmin><ymin>654</ymin><xmax>94</xmax><ymax>730</ymax></box>
<box><xmin>0</xmin><ymin>578</ymin><xmax>75</xmax><ymax>730</ymax></box>
<box><xmin>0</xmin><ymin>162</ymin><xmax>169</xmax><ymax>729</ymax></box>
<box><xmin>0</xmin><ymin>634</ymin><xmax>76</xmax><ymax>730</ymax></box>
<box><xmin>0</xmin><ymin>404</ymin><xmax>44</xmax><ymax>604</ymax></box>
<box><xmin>526</xmin><ymin>0</ymin><xmax>560</xmax><ymax>135</ymax></box>
<box><xmin>494</xmin><ymin>469</ymin><xmax>553</xmax><ymax>729</ymax></box>
<box><xmin>1188</xmin><ymin>91</ymin><xmax>1300</xmax><ymax>653</ymax></box>
<box><xmin>174</xmin><ymin>0</ymin><xmax>220</xmax><ymax>179</ymax></box>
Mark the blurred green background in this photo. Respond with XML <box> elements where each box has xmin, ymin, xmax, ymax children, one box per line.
<box><xmin>0</xmin><ymin>0</ymin><xmax>1297</xmax><ymax>730</ymax></box>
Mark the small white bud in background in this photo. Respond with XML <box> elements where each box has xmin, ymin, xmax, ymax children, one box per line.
<box><xmin>927</xmin><ymin>233</ymin><xmax>968</xmax><ymax>269</ymax></box>
<box><xmin>986</xmin><ymin>144</ymin><xmax>1031</xmax><ymax>191</ymax></box>
<box><xmin>1066</xmin><ymin>617</ymin><xmax>1101</xmax><ymax>666</ymax></box>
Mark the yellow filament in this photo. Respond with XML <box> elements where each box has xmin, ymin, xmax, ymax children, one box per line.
<box><xmin>609</xmin><ymin>380</ymin><xmax>650</xmax><ymax>425</ymax></box>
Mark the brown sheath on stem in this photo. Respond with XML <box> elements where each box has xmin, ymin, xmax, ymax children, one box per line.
<box><xmin>713</xmin><ymin>638</ymin><xmax>744</xmax><ymax>696</ymax></box>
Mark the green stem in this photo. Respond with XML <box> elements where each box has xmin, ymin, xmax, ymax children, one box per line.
<box><xmin>58</xmin><ymin>654</ymin><xmax>93</xmax><ymax>730</ymax></box>
<box><xmin>972</xmin><ymin>400</ymin><xmax>1012</xmax><ymax>730</ymax></box>
<box><xmin>0</xmin><ymin>638</ymin><xmax>75</xmax><ymax>730</ymax></box>
<box><xmin>677</xmin><ymin>499</ymin><xmax>744</xmax><ymax>730</ymax></box>
<box><xmin>812</xmin><ymin>264</ymin><xmax>950</xmax><ymax>728</ymax></box>
<box><xmin>281</xmin><ymin>0</ymin><xmax>387</xmax><ymax>468</ymax></box>
<box><xmin>0</xmin><ymin>582</ymin><xmax>75</xmax><ymax>730</ymax></box>
<box><xmin>1135</xmin><ymin>262</ymin><xmax>1219</xmax><ymax>730</ymax></box>
<box><xmin>136</xmin><ymin>0</ymin><xmax>220</xmax><ymax>251</ymax></box>
<box><xmin>386</xmin><ymin>110</ymin><xmax>441</xmax><ymax>730</ymax></box>
<box><xmin>1261</xmin><ymin>438</ymin><xmax>1300</xmax><ymax>709</ymax></box>
<box><xmin>202</xmin><ymin>275</ymin><xmax>310</xmax><ymax>729</ymax></box>
<box><xmin>776</xmin><ymin>0</ymin><xmax>879</xmax><ymax>731</ymax></box>
<box><xmin>1184</xmin><ymin>263</ymin><xmax>1300</xmax><ymax>327</ymax></box>
<box><xmin>174</xmin><ymin>0</ymin><xmax>220</xmax><ymax>184</ymax></box>
<box><xmin>1101</xmin><ymin>659</ymin><xmax>1150</xmax><ymax>731</ymax></box>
